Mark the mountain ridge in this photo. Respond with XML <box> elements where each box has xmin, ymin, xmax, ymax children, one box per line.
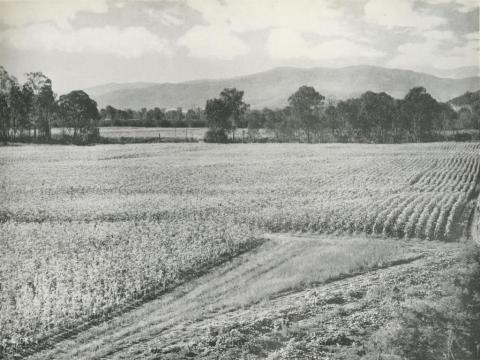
<box><xmin>85</xmin><ymin>66</ymin><xmax>480</xmax><ymax>110</ymax></box>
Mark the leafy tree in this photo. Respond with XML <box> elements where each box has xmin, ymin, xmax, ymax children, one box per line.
<box><xmin>140</xmin><ymin>107</ymin><xmax>147</xmax><ymax>122</ymax></box>
<box><xmin>244</xmin><ymin>109</ymin><xmax>265</xmax><ymax>140</ymax></box>
<box><xmin>185</xmin><ymin>108</ymin><xmax>204</xmax><ymax>127</ymax></box>
<box><xmin>0</xmin><ymin>92</ymin><xmax>9</xmax><ymax>143</ymax></box>
<box><xmin>165</xmin><ymin>108</ymin><xmax>184</xmax><ymax>127</ymax></box>
<box><xmin>204</xmin><ymin>88</ymin><xmax>249</xmax><ymax>142</ymax></box>
<box><xmin>36</xmin><ymin>84</ymin><xmax>56</xmax><ymax>138</ymax></box>
<box><xmin>450</xmin><ymin>90</ymin><xmax>480</xmax><ymax>132</ymax></box>
<box><xmin>246</xmin><ymin>109</ymin><xmax>265</xmax><ymax>130</ymax></box>
<box><xmin>358</xmin><ymin>91</ymin><xmax>396</xmax><ymax>142</ymax></box>
<box><xmin>143</xmin><ymin>107</ymin><xmax>165</xmax><ymax>127</ymax></box>
<box><xmin>219</xmin><ymin>88</ymin><xmax>249</xmax><ymax>140</ymax></box>
<box><xmin>457</xmin><ymin>108</ymin><xmax>475</xmax><ymax>129</ymax></box>
<box><xmin>104</xmin><ymin>105</ymin><xmax>117</xmax><ymax>123</ymax></box>
<box><xmin>20</xmin><ymin>83</ymin><xmax>34</xmax><ymax>136</ymax></box>
<box><xmin>262</xmin><ymin>108</ymin><xmax>282</xmax><ymax>141</ymax></box>
<box><xmin>204</xmin><ymin>98</ymin><xmax>230</xmax><ymax>142</ymax></box>
<box><xmin>402</xmin><ymin>87</ymin><xmax>439</xmax><ymax>141</ymax></box>
<box><xmin>7</xmin><ymin>83</ymin><xmax>24</xmax><ymax>140</ymax></box>
<box><xmin>0</xmin><ymin>66</ymin><xmax>16</xmax><ymax>93</ymax></box>
<box><xmin>435</xmin><ymin>102</ymin><xmax>458</xmax><ymax>137</ymax></box>
<box><xmin>324</xmin><ymin>104</ymin><xmax>338</xmax><ymax>133</ymax></box>
<box><xmin>336</xmin><ymin>98</ymin><xmax>361</xmax><ymax>142</ymax></box>
<box><xmin>0</xmin><ymin>67</ymin><xmax>18</xmax><ymax>141</ymax></box>
<box><xmin>57</xmin><ymin>90</ymin><xmax>99</xmax><ymax>137</ymax></box>
<box><xmin>279</xmin><ymin>106</ymin><xmax>298</xmax><ymax>141</ymax></box>
<box><xmin>25</xmin><ymin>72</ymin><xmax>54</xmax><ymax>139</ymax></box>
<box><xmin>288</xmin><ymin>86</ymin><xmax>325</xmax><ymax>142</ymax></box>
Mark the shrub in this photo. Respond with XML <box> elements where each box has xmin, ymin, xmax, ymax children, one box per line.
<box><xmin>204</xmin><ymin>128</ymin><xmax>228</xmax><ymax>143</ymax></box>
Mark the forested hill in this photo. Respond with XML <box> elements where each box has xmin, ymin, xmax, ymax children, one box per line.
<box><xmin>449</xmin><ymin>89</ymin><xmax>480</xmax><ymax>107</ymax></box>
<box><xmin>86</xmin><ymin>66</ymin><xmax>480</xmax><ymax>110</ymax></box>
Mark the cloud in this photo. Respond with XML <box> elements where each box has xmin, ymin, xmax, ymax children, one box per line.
<box><xmin>0</xmin><ymin>0</ymin><xmax>109</xmax><ymax>28</ymax></box>
<box><xmin>423</xmin><ymin>0</ymin><xmax>479</xmax><ymax>12</ymax></box>
<box><xmin>158</xmin><ymin>11</ymin><xmax>184</xmax><ymax>27</ymax></box>
<box><xmin>186</xmin><ymin>0</ymin><xmax>353</xmax><ymax>37</ymax></box>
<box><xmin>178</xmin><ymin>25</ymin><xmax>248</xmax><ymax>60</ymax></box>
<box><xmin>466</xmin><ymin>31</ymin><xmax>480</xmax><ymax>42</ymax></box>
<box><xmin>422</xmin><ymin>30</ymin><xmax>455</xmax><ymax>40</ymax></box>
<box><xmin>182</xmin><ymin>0</ymin><xmax>366</xmax><ymax>61</ymax></box>
<box><xmin>388</xmin><ymin>32</ymin><xmax>479</xmax><ymax>70</ymax></box>
<box><xmin>364</xmin><ymin>0</ymin><xmax>445</xmax><ymax>30</ymax></box>
<box><xmin>145</xmin><ymin>8</ymin><xmax>185</xmax><ymax>27</ymax></box>
<box><xmin>0</xmin><ymin>24</ymin><xmax>171</xmax><ymax>58</ymax></box>
<box><xmin>267</xmin><ymin>28</ymin><xmax>385</xmax><ymax>60</ymax></box>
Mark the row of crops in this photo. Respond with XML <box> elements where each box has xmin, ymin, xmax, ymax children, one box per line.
<box><xmin>0</xmin><ymin>142</ymin><xmax>479</xmax><ymax>354</ymax></box>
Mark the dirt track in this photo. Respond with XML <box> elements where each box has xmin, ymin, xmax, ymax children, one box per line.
<box><xmin>27</xmin><ymin>234</ymin><xmax>463</xmax><ymax>360</ymax></box>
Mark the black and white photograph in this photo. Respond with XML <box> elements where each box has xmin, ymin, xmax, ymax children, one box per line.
<box><xmin>0</xmin><ymin>0</ymin><xmax>479</xmax><ymax>359</ymax></box>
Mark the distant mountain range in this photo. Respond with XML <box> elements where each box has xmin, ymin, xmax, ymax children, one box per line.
<box><xmin>85</xmin><ymin>66</ymin><xmax>480</xmax><ymax>110</ymax></box>
<box><xmin>428</xmin><ymin>65</ymin><xmax>479</xmax><ymax>79</ymax></box>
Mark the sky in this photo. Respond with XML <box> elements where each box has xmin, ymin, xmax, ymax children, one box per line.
<box><xmin>0</xmin><ymin>0</ymin><xmax>478</xmax><ymax>93</ymax></box>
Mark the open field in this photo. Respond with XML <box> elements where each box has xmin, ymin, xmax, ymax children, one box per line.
<box><xmin>51</xmin><ymin>127</ymin><xmax>207</xmax><ymax>140</ymax></box>
<box><xmin>49</xmin><ymin>127</ymin><xmax>480</xmax><ymax>142</ymax></box>
<box><xmin>99</xmin><ymin>127</ymin><xmax>207</xmax><ymax>140</ymax></box>
<box><xmin>1</xmin><ymin>142</ymin><xmax>479</xmax><ymax>357</ymax></box>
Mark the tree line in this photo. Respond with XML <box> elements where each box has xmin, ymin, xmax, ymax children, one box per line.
<box><xmin>203</xmin><ymin>86</ymin><xmax>480</xmax><ymax>143</ymax></box>
<box><xmin>0</xmin><ymin>66</ymin><xmax>99</xmax><ymax>144</ymax></box>
<box><xmin>1</xmin><ymin>64</ymin><xmax>478</xmax><ymax>144</ymax></box>
<box><xmin>99</xmin><ymin>86</ymin><xmax>479</xmax><ymax>143</ymax></box>
<box><xmin>100</xmin><ymin>106</ymin><xmax>205</xmax><ymax>128</ymax></box>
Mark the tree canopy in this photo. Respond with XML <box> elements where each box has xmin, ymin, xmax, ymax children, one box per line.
<box><xmin>204</xmin><ymin>88</ymin><xmax>249</xmax><ymax>142</ymax></box>
<box><xmin>0</xmin><ymin>67</ymin><xmax>100</xmax><ymax>143</ymax></box>
<box><xmin>58</xmin><ymin>90</ymin><xmax>99</xmax><ymax>136</ymax></box>
<box><xmin>288</xmin><ymin>86</ymin><xmax>325</xmax><ymax>142</ymax></box>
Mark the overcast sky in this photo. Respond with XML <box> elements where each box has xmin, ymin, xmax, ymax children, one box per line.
<box><xmin>0</xmin><ymin>0</ymin><xmax>478</xmax><ymax>93</ymax></box>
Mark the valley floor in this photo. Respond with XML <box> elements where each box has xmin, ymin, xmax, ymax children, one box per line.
<box><xmin>26</xmin><ymin>234</ymin><xmax>465</xmax><ymax>360</ymax></box>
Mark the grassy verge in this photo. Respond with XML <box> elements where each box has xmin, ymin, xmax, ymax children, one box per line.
<box><xmin>215</xmin><ymin>235</ymin><xmax>408</xmax><ymax>308</ymax></box>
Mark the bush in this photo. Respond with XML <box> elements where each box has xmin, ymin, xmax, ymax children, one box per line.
<box><xmin>204</xmin><ymin>129</ymin><xmax>228</xmax><ymax>143</ymax></box>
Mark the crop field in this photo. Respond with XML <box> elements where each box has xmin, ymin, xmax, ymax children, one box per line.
<box><xmin>1</xmin><ymin>142</ymin><xmax>479</xmax><ymax>355</ymax></box>
<box><xmin>28</xmin><ymin>234</ymin><xmax>414</xmax><ymax>360</ymax></box>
